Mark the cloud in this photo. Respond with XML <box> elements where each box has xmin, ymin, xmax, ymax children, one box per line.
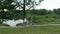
<box><xmin>35</xmin><ymin>0</ymin><xmax>60</xmax><ymax>10</ymax></box>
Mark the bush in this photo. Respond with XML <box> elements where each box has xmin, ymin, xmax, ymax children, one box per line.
<box><xmin>32</xmin><ymin>15</ymin><xmax>55</xmax><ymax>24</ymax></box>
<box><xmin>46</xmin><ymin>18</ymin><xmax>55</xmax><ymax>22</ymax></box>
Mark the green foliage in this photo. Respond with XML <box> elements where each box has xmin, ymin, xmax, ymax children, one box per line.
<box><xmin>53</xmin><ymin>8</ymin><xmax>60</xmax><ymax>15</ymax></box>
<box><xmin>0</xmin><ymin>0</ymin><xmax>60</xmax><ymax>25</ymax></box>
<box><xmin>46</xmin><ymin>18</ymin><xmax>55</xmax><ymax>22</ymax></box>
<box><xmin>0</xmin><ymin>0</ymin><xmax>15</xmax><ymax>9</ymax></box>
<box><xmin>0</xmin><ymin>0</ymin><xmax>44</xmax><ymax>19</ymax></box>
<box><xmin>31</xmin><ymin>9</ymin><xmax>47</xmax><ymax>15</ymax></box>
<box><xmin>47</xmin><ymin>10</ymin><xmax>52</xmax><ymax>14</ymax></box>
<box><xmin>0</xmin><ymin>24</ymin><xmax>9</xmax><ymax>26</ymax></box>
<box><xmin>32</xmin><ymin>15</ymin><xmax>55</xmax><ymax>24</ymax></box>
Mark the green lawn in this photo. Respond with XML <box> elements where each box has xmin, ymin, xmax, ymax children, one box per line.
<box><xmin>0</xmin><ymin>26</ymin><xmax>60</xmax><ymax>34</ymax></box>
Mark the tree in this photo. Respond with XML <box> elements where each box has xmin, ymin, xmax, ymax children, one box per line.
<box><xmin>0</xmin><ymin>0</ymin><xmax>15</xmax><ymax>20</ymax></box>
<box><xmin>47</xmin><ymin>10</ymin><xmax>52</xmax><ymax>14</ymax></box>
<box><xmin>0</xmin><ymin>0</ymin><xmax>44</xmax><ymax>20</ymax></box>
<box><xmin>13</xmin><ymin>0</ymin><xmax>44</xmax><ymax>19</ymax></box>
<box><xmin>56</xmin><ymin>8</ymin><xmax>60</xmax><ymax>15</ymax></box>
<box><xmin>31</xmin><ymin>9</ymin><xmax>47</xmax><ymax>15</ymax></box>
<box><xmin>13</xmin><ymin>0</ymin><xmax>44</xmax><ymax>9</ymax></box>
<box><xmin>53</xmin><ymin>8</ymin><xmax>60</xmax><ymax>15</ymax></box>
<box><xmin>53</xmin><ymin>9</ymin><xmax>57</xmax><ymax>14</ymax></box>
<box><xmin>0</xmin><ymin>0</ymin><xmax>15</xmax><ymax>10</ymax></box>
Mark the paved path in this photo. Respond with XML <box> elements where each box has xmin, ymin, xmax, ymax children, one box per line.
<box><xmin>0</xmin><ymin>24</ymin><xmax>60</xmax><ymax>28</ymax></box>
<box><xmin>32</xmin><ymin>24</ymin><xmax>60</xmax><ymax>27</ymax></box>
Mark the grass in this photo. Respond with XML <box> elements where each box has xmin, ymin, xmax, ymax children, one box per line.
<box><xmin>0</xmin><ymin>26</ymin><xmax>60</xmax><ymax>34</ymax></box>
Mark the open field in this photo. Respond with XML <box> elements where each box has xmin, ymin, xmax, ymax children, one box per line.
<box><xmin>0</xmin><ymin>25</ymin><xmax>60</xmax><ymax>34</ymax></box>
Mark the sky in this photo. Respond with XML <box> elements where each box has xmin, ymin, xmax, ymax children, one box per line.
<box><xmin>35</xmin><ymin>0</ymin><xmax>60</xmax><ymax>10</ymax></box>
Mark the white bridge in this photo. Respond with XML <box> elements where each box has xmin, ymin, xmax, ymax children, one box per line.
<box><xmin>3</xmin><ymin>18</ymin><xmax>28</xmax><ymax>27</ymax></box>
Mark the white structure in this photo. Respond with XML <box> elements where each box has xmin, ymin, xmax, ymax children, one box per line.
<box><xmin>3</xmin><ymin>18</ymin><xmax>28</xmax><ymax>27</ymax></box>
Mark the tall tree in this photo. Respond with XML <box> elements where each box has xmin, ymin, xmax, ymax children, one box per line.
<box><xmin>0</xmin><ymin>0</ymin><xmax>44</xmax><ymax>19</ymax></box>
<box><xmin>0</xmin><ymin>0</ymin><xmax>15</xmax><ymax>20</ymax></box>
<box><xmin>13</xmin><ymin>0</ymin><xmax>44</xmax><ymax>20</ymax></box>
<box><xmin>0</xmin><ymin>0</ymin><xmax>15</xmax><ymax>10</ymax></box>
